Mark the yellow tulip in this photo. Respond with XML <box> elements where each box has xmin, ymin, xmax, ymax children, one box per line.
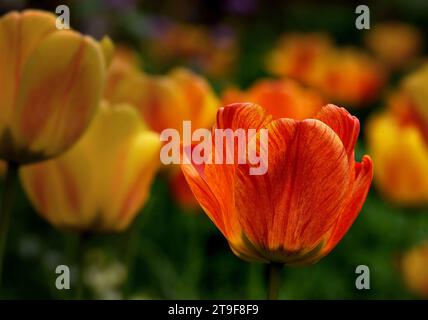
<box><xmin>20</xmin><ymin>102</ymin><xmax>161</xmax><ymax>232</ymax></box>
<box><xmin>401</xmin><ymin>242</ymin><xmax>428</xmax><ymax>297</ymax></box>
<box><xmin>367</xmin><ymin>112</ymin><xmax>428</xmax><ymax>205</ymax></box>
<box><xmin>0</xmin><ymin>10</ymin><xmax>107</xmax><ymax>164</ymax></box>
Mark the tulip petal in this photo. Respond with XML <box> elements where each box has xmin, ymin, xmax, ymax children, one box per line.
<box><xmin>20</xmin><ymin>146</ymin><xmax>98</xmax><ymax>230</ymax></box>
<box><xmin>215</xmin><ymin>103</ymin><xmax>271</xmax><ymax>131</ymax></box>
<box><xmin>321</xmin><ymin>155</ymin><xmax>373</xmax><ymax>255</ymax></box>
<box><xmin>234</xmin><ymin>118</ymin><xmax>351</xmax><ymax>262</ymax></box>
<box><xmin>315</xmin><ymin>104</ymin><xmax>360</xmax><ymax>160</ymax></box>
<box><xmin>11</xmin><ymin>30</ymin><xmax>105</xmax><ymax>160</ymax></box>
<box><xmin>181</xmin><ymin>103</ymin><xmax>270</xmax><ymax>243</ymax></box>
<box><xmin>103</xmin><ymin>130</ymin><xmax>160</xmax><ymax>232</ymax></box>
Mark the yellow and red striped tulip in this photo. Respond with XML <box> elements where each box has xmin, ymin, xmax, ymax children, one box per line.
<box><xmin>20</xmin><ymin>102</ymin><xmax>161</xmax><ymax>232</ymax></box>
<box><xmin>181</xmin><ymin>103</ymin><xmax>373</xmax><ymax>264</ymax></box>
<box><xmin>222</xmin><ymin>79</ymin><xmax>324</xmax><ymax>120</ymax></box>
<box><xmin>0</xmin><ymin>10</ymin><xmax>108</xmax><ymax>164</ymax></box>
<box><xmin>367</xmin><ymin>65</ymin><xmax>428</xmax><ymax>205</ymax></box>
<box><xmin>367</xmin><ymin>111</ymin><xmax>428</xmax><ymax>205</ymax></box>
<box><xmin>401</xmin><ymin>242</ymin><xmax>428</xmax><ymax>297</ymax></box>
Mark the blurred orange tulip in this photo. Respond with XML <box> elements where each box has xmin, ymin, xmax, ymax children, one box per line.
<box><xmin>365</xmin><ymin>22</ymin><xmax>423</xmax><ymax>70</ymax></box>
<box><xmin>401</xmin><ymin>242</ymin><xmax>428</xmax><ymax>297</ymax></box>
<box><xmin>181</xmin><ymin>103</ymin><xmax>373</xmax><ymax>264</ymax></box>
<box><xmin>222</xmin><ymin>79</ymin><xmax>324</xmax><ymax>120</ymax></box>
<box><xmin>315</xmin><ymin>49</ymin><xmax>385</xmax><ymax>106</ymax></box>
<box><xmin>367</xmin><ymin>65</ymin><xmax>428</xmax><ymax>205</ymax></box>
<box><xmin>266</xmin><ymin>33</ymin><xmax>384</xmax><ymax>106</ymax></box>
<box><xmin>20</xmin><ymin>103</ymin><xmax>161</xmax><ymax>232</ymax></box>
<box><xmin>137</xmin><ymin>68</ymin><xmax>219</xmax><ymax>134</ymax></box>
<box><xmin>0</xmin><ymin>10</ymin><xmax>108</xmax><ymax>164</ymax></box>
<box><xmin>266</xmin><ymin>33</ymin><xmax>332</xmax><ymax>84</ymax></box>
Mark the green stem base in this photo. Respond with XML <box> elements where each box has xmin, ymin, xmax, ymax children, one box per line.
<box><xmin>267</xmin><ymin>262</ymin><xmax>282</xmax><ymax>300</ymax></box>
<box><xmin>0</xmin><ymin>162</ymin><xmax>19</xmax><ymax>288</ymax></box>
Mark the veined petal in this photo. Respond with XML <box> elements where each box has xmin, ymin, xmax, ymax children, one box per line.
<box><xmin>321</xmin><ymin>155</ymin><xmax>373</xmax><ymax>255</ymax></box>
<box><xmin>315</xmin><ymin>104</ymin><xmax>360</xmax><ymax>161</ymax></box>
<box><xmin>181</xmin><ymin>103</ymin><xmax>271</xmax><ymax>243</ymax></box>
<box><xmin>215</xmin><ymin>103</ymin><xmax>271</xmax><ymax>131</ymax></box>
<box><xmin>234</xmin><ymin>118</ymin><xmax>351</xmax><ymax>261</ymax></box>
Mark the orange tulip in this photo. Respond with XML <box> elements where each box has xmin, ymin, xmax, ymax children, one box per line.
<box><xmin>20</xmin><ymin>103</ymin><xmax>161</xmax><ymax>232</ymax></box>
<box><xmin>181</xmin><ymin>103</ymin><xmax>373</xmax><ymax>264</ymax></box>
<box><xmin>401</xmin><ymin>242</ymin><xmax>428</xmax><ymax>297</ymax></box>
<box><xmin>222</xmin><ymin>79</ymin><xmax>324</xmax><ymax>120</ymax></box>
<box><xmin>0</xmin><ymin>10</ymin><xmax>108</xmax><ymax>164</ymax></box>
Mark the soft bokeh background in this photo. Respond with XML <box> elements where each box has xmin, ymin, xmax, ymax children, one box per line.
<box><xmin>0</xmin><ymin>0</ymin><xmax>428</xmax><ymax>299</ymax></box>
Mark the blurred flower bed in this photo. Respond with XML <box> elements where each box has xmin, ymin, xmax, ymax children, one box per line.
<box><xmin>0</xmin><ymin>0</ymin><xmax>427</xmax><ymax>299</ymax></box>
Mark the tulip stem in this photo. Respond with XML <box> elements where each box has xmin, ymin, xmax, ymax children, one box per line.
<box><xmin>0</xmin><ymin>162</ymin><xmax>19</xmax><ymax>288</ymax></box>
<box><xmin>267</xmin><ymin>262</ymin><xmax>282</xmax><ymax>300</ymax></box>
<box><xmin>75</xmin><ymin>232</ymin><xmax>90</xmax><ymax>300</ymax></box>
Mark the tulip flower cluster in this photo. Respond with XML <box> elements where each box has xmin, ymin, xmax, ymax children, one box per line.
<box><xmin>266</xmin><ymin>33</ymin><xmax>385</xmax><ymax>106</ymax></box>
<box><xmin>8</xmin><ymin>6</ymin><xmax>426</xmax><ymax>301</ymax></box>
<box><xmin>0</xmin><ymin>10</ymin><xmax>162</xmax><ymax>286</ymax></box>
